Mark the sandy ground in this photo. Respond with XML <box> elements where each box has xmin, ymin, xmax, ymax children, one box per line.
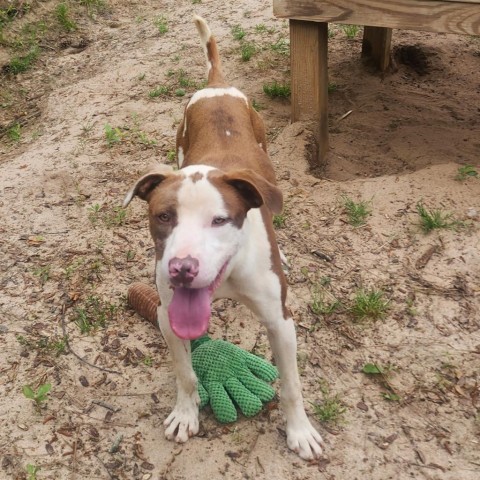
<box><xmin>1</xmin><ymin>1</ymin><xmax>479</xmax><ymax>479</ymax></box>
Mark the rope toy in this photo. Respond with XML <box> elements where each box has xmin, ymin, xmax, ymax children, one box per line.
<box><xmin>127</xmin><ymin>282</ymin><xmax>278</xmax><ymax>423</ymax></box>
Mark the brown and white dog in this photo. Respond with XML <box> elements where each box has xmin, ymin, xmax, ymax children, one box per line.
<box><xmin>123</xmin><ymin>15</ymin><xmax>323</xmax><ymax>460</ymax></box>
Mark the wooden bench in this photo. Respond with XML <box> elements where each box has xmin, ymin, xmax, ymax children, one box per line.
<box><xmin>273</xmin><ymin>0</ymin><xmax>480</xmax><ymax>163</ymax></box>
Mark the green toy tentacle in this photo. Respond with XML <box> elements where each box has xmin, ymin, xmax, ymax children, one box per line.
<box><xmin>207</xmin><ymin>381</ymin><xmax>238</xmax><ymax>423</ymax></box>
<box><xmin>245</xmin><ymin>352</ymin><xmax>278</xmax><ymax>382</ymax></box>
<box><xmin>198</xmin><ymin>381</ymin><xmax>209</xmax><ymax>409</ymax></box>
<box><xmin>238</xmin><ymin>370</ymin><xmax>276</xmax><ymax>402</ymax></box>
<box><xmin>224</xmin><ymin>377</ymin><xmax>263</xmax><ymax>417</ymax></box>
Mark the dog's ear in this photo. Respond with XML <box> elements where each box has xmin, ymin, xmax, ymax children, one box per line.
<box><xmin>223</xmin><ymin>169</ymin><xmax>283</xmax><ymax>215</ymax></box>
<box><xmin>123</xmin><ymin>164</ymin><xmax>174</xmax><ymax>207</ymax></box>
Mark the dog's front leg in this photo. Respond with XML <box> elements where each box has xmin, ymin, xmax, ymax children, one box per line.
<box><xmin>157</xmin><ymin>304</ymin><xmax>200</xmax><ymax>443</ymax></box>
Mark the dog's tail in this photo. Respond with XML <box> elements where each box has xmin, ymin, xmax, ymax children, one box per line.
<box><xmin>193</xmin><ymin>14</ymin><xmax>225</xmax><ymax>86</ymax></box>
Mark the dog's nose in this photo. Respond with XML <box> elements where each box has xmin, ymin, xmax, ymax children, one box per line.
<box><xmin>168</xmin><ymin>256</ymin><xmax>199</xmax><ymax>285</ymax></box>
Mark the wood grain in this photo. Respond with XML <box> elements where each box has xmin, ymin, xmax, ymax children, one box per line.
<box><xmin>273</xmin><ymin>0</ymin><xmax>480</xmax><ymax>35</ymax></box>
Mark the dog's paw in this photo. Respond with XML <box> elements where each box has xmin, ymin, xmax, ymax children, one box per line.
<box><xmin>286</xmin><ymin>418</ymin><xmax>324</xmax><ymax>460</ymax></box>
<box><xmin>164</xmin><ymin>403</ymin><xmax>199</xmax><ymax>443</ymax></box>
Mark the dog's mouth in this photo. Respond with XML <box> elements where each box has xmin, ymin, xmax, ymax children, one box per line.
<box><xmin>168</xmin><ymin>262</ymin><xmax>228</xmax><ymax>340</ymax></box>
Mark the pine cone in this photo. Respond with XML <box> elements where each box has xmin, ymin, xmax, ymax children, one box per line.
<box><xmin>127</xmin><ymin>282</ymin><xmax>160</xmax><ymax>328</ymax></box>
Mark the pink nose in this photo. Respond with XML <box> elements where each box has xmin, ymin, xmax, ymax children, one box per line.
<box><xmin>168</xmin><ymin>256</ymin><xmax>199</xmax><ymax>286</ymax></box>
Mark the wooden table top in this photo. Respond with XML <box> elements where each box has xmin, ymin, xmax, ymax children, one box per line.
<box><xmin>273</xmin><ymin>0</ymin><xmax>480</xmax><ymax>35</ymax></box>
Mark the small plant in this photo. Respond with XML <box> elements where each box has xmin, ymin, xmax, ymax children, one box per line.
<box><xmin>310</xmin><ymin>290</ymin><xmax>340</xmax><ymax>316</ymax></box>
<box><xmin>143</xmin><ymin>356</ymin><xmax>153</xmax><ymax>367</ymax></box>
<box><xmin>23</xmin><ymin>383</ymin><xmax>51</xmax><ymax>409</ymax></box>
<box><xmin>154</xmin><ymin>15</ymin><xmax>168</xmax><ymax>35</ymax></box>
<box><xmin>350</xmin><ymin>289</ymin><xmax>389</xmax><ymax>320</ymax></box>
<box><xmin>263</xmin><ymin>81</ymin><xmax>291</xmax><ymax>99</ymax></box>
<box><xmin>273</xmin><ymin>214</ymin><xmax>286</xmax><ymax>228</ymax></box>
<box><xmin>175</xmin><ymin>88</ymin><xmax>186</xmax><ymax>97</ymax></box>
<box><xmin>231</xmin><ymin>24</ymin><xmax>246</xmax><ymax>41</ymax></box>
<box><xmin>342</xmin><ymin>24</ymin><xmax>360</xmax><ymax>39</ymax></box>
<box><xmin>251</xmin><ymin>99</ymin><xmax>264</xmax><ymax>111</ymax></box>
<box><xmin>8</xmin><ymin>47</ymin><xmax>39</xmax><ymax>74</ymax></box>
<box><xmin>74</xmin><ymin>296</ymin><xmax>118</xmax><ymax>334</ymax></box>
<box><xmin>177</xmin><ymin>69</ymin><xmax>196</xmax><ymax>88</ymax></box>
<box><xmin>311</xmin><ymin>380</ymin><xmax>346</xmax><ymax>424</ymax></box>
<box><xmin>328</xmin><ymin>82</ymin><xmax>338</xmax><ymax>93</ymax></box>
<box><xmin>104</xmin><ymin>124</ymin><xmax>123</xmax><ymax>147</ymax></box>
<box><xmin>270</xmin><ymin>37</ymin><xmax>289</xmax><ymax>55</ymax></box>
<box><xmin>26</xmin><ymin>464</ymin><xmax>40</xmax><ymax>480</ymax></box>
<box><xmin>362</xmin><ymin>363</ymin><xmax>400</xmax><ymax>401</ymax></box>
<box><xmin>455</xmin><ymin>164</ymin><xmax>478</xmax><ymax>181</ymax></box>
<box><xmin>105</xmin><ymin>205</ymin><xmax>127</xmax><ymax>227</ymax></box>
<box><xmin>342</xmin><ymin>196</ymin><xmax>371</xmax><ymax>226</ymax></box>
<box><xmin>17</xmin><ymin>335</ymin><xmax>67</xmax><ymax>356</ymax></box>
<box><xmin>240</xmin><ymin>42</ymin><xmax>256</xmax><ymax>61</ymax></box>
<box><xmin>166</xmin><ymin>150</ymin><xmax>176</xmax><ymax>163</ymax></box>
<box><xmin>55</xmin><ymin>3</ymin><xmax>77</xmax><ymax>32</ymax></box>
<box><xmin>7</xmin><ymin>123</ymin><xmax>21</xmax><ymax>142</ymax></box>
<box><xmin>88</xmin><ymin>203</ymin><xmax>102</xmax><ymax>224</ymax></box>
<box><xmin>416</xmin><ymin>202</ymin><xmax>457</xmax><ymax>233</ymax></box>
<box><xmin>149</xmin><ymin>85</ymin><xmax>170</xmax><ymax>97</ymax></box>
<box><xmin>33</xmin><ymin>265</ymin><xmax>51</xmax><ymax>285</ymax></box>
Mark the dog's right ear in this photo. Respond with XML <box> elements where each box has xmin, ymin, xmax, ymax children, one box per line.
<box><xmin>123</xmin><ymin>165</ymin><xmax>174</xmax><ymax>207</ymax></box>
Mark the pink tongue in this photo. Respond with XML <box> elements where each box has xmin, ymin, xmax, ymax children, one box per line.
<box><xmin>168</xmin><ymin>287</ymin><xmax>211</xmax><ymax>340</ymax></box>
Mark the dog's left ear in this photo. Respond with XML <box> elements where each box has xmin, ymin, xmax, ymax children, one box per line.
<box><xmin>223</xmin><ymin>169</ymin><xmax>283</xmax><ymax>215</ymax></box>
<box><xmin>123</xmin><ymin>164</ymin><xmax>174</xmax><ymax>207</ymax></box>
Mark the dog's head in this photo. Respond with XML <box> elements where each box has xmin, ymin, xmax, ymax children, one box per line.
<box><xmin>124</xmin><ymin>164</ymin><xmax>282</xmax><ymax>339</ymax></box>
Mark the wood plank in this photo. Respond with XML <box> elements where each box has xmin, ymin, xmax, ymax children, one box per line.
<box><xmin>273</xmin><ymin>0</ymin><xmax>480</xmax><ymax>36</ymax></box>
<box><xmin>290</xmin><ymin>20</ymin><xmax>329</xmax><ymax>163</ymax></box>
<box><xmin>362</xmin><ymin>26</ymin><xmax>393</xmax><ymax>71</ymax></box>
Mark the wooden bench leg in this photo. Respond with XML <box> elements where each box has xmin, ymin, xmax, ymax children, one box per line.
<box><xmin>290</xmin><ymin>20</ymin><xmax>329</xmax><ymax>164</ymax></box>
<box><xmin>362</xmin><ymin>26</ymin><xmax>392</xmax><ymax>71</ymax></box>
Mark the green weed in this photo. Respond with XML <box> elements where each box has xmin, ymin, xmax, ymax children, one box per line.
<box><xmin>416</xmin><ymin>202</ymin><xmax>457</xmax><ymax>233</ymax></box>
<box><xmin>7</xmin><ymin>47</ymin><xmax>39</xmax><ymax>74</ymax></box>
<box><xmin>362</xmin><ymin>363</ymin><xmax>400</xmax><ymax>401</ymax></box>
<box><xmin>33</xmin><ymin>265</ymin><xmax>51</xmax><ymax>285</ymax></box>
<box><xmin>310</xmin><ymin>290</ymin><xmax>340</xmax><ymax>316</ymax></box>
<box><xmin>251</xmin><ymin>99</ymin><xmax>264</xmax><ymax>111</ymax></box>
<box><xmin>23</xmin><ymin>383</ymin><xmax>51</xmax><ymax>409</ymax></box>
<box><xmin>166</xmin><ymin>150</ymin><xmax>176</xmax><ymax>163</ymax></box>
<box><xmin>350</xmin><ymin>289</ymin><xmax>389</xmax><ymax>321</ymax></box>
<box><xmin>312</xmin><ymin>394</ymin><xmax>346</xmax><ymax>423</ymax></box>
<box><xmin>74</xmin><ymin>296</ymin><xmax>118</xmax><ymax>334</ymax></box>
<box><xmin>17</xmin><ymin>334</ymin><xmax>67</xmax><ymax>356</ymax></box>
<box><xmin>240</xmin><ymin>42</ymin><xmax>256</xmax><ymax>61</ymax></box>
<box><xmin>154</xmin><ymin>15</ymin><xmax>168</xmax><ymax>35</ymax></box>
<box><xmin>175</xmin><ymin>88</ymin><xmax>186</xmax><ymax>97</ymax></box>
<box><xmin>273</xmin><ymin>214</ymin><xmax>286</xmax><ymax>228</ymax></box>
<box><xmin>26</xmin><ymin>464</ymin><xmax>40</xmax><ymax>480</ymax></box>
<box><xmin>149</xmin><ymin>85</ymin><xmax>170</xmax><ymax>97</ymax></box>
<box><xmin>342</xmin><ymin>196</ymin><xmax>371</xmax><ymax>226</ymax></box>
<box><xmin>342</xmin><ymin>24</ymin><xmax>360</xmax><ymax>39</ymax></box>
<box><xmin>270</xmin><ymin>37</ymin><xmax>289</xmax><ymax>55</ymax></box>
<box><xmin>455</xmin><ymin>164</ymin><xmax>478</xmax><ymax>181</ymax></box>
<box><xmin>7</xmin><ymin>123</ymin><xmax>21</xmax><ymax>141</ymax></box>
<box><xmin>231</xmin><ymin>24</ymin><xmax>246</xmax><ymax>41</ymax></box>
<box><xmin>104</xmin><ymin>123</ymin><xmax>123</xmax><ymax>147</ymax></box>
<box><xmin>263</xmin><ymin>81</ymin><xmax>291</xmax><ymax>99</ymax></box>
<box><xmin>55</xmin><ymin>3</ymin><xmax>77</xmax><ymax>32</ymax></box>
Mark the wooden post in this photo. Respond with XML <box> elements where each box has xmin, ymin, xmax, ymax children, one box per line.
<box><xmin>362</xmin><ymin>26</ymin><xmax>392</xmax><ymax>71</ymax></box>
<box><xmin>290</xmin><ymin>20</ymin><xmax>329</xmax><ymax>164</ymax></box>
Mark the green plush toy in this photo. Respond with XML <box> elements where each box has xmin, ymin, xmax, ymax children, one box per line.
<box><xmin>126</xmin><ymin>283</ymin><xmax>278</xmax><ymax>424</ymax></box>
<box><xmin>191</xmin><ymin>336</ymin><xmax>278</xmax><ymax>423</ymax></box>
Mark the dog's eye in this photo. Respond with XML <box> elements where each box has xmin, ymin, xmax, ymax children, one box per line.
<box><xmin>212</xmin><ymin>216</ymin><xmax>229</xmax><ymax>226</ymax></box>
<box><xmin>157</xmin><ymin>213</ymin><xmax>171</xmax><ymax>223</ymax></box>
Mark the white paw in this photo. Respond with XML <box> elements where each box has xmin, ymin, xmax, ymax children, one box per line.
<box><xmin>287</xmin><ymin>419</ymin><xmax>324</xmax><ymax>460</ymax></box>
<box><xmin>164</xmin><ymin>402</ymin><xmax>199</xmax><ymax>443</ymax></box>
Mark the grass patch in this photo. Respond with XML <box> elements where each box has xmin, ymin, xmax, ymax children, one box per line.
<box><xmin>350</xmin><ymin>289</ymin><xmax>389</xmax><ymax>321</ymax></box>
<box><xmin>73</xmin><ymin>296</ymin><xmax>118</xmax><ymax>334</ymax></box>
<box><xmin>153</xmin><ymin>15</ymin><xmax>168</xmax><ymax>35</ymax></box>
<box><xmin>342</xmin><ymin>196</ymin><xmax>371</xmax><ymax>226</ymax></box>
<box><xmin>310</xmin><ymin>291</ymin><xmax>340</xmax><ymax>316</ymax></box>
<box><xmin>104</xmin><ymin>123</ymin><xmax>123</xmax><ymax>147</ymax></box>
<box><xmin>231</xmin><ymin>24</ymin><xmax>246</xmax><ymax>41</ymax></box>
<box><xmin>240</xmin><ymin>42</ymin><xmax>256</xmax><ymax>61</ymax></box>
<box><xmin>312</xmin><ymin>394</ymin><xmax>346</xmax><ymax>423</ymax></box>
<box><xmin>17</xmin><ymin>334</ymin><xmax>68</xmax><ymax>356</ymax></box>
<box><xmin>455</xmin><ymin>164</ymin><xmax>478</xmax><ymax>181</ymax></box>
<box><xmin>7</xmin><ymin>46</ymin><xmax>39</xmax><ymax>74</ymax></box>
<box><xmin>55</xmin><ymin>3</ymin><xmax>77</xmax><ymax>32</ymax></box>
<box><xmin>273</xmin><ymin>214</ymin><xmax>286</xmax><ymax>228</ymax></box>
<box><xmin>263</xmin><ymin>81</ymin><xmax>290</xmax><ymax>99</ymax></box>
<box><xmin>341</xmin><ymin>24</ymin><xmax>360</xmax><ymax>39</ymax></box>
<box><xmin>416</xmin><ymin>202</ymin><xmax>457</xmax><ymax>233</ymax></box>
<box><xmin>149</xmin><ymin>85</ymin><xmax>170</xmax><ymax>97</ymax></box>
<box><xmin>7</xmin><ymin>123</ymin><xmax>21</xmax><ymax>141</ymax></box>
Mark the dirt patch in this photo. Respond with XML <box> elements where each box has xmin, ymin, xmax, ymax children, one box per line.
<box><xmin>1</xmin><ymin>1</ymin><xmax>479</xmax><ymax>479</ymax></box>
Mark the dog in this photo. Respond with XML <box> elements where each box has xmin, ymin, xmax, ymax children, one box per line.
<box><xmin>123</xmin><ymin>15</ymin><xmax>323</xmax><ymax>460</ymax></box>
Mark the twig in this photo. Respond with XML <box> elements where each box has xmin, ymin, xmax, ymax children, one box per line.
<box><xmin>60</xmin><ymin>303</ymin><xmax>121</xmax><ymax>375</ymax></box>
<box><xmin>91</xmin><ymin>400</ymin><xmax>121</xmax><ymax>412</ymax></box>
